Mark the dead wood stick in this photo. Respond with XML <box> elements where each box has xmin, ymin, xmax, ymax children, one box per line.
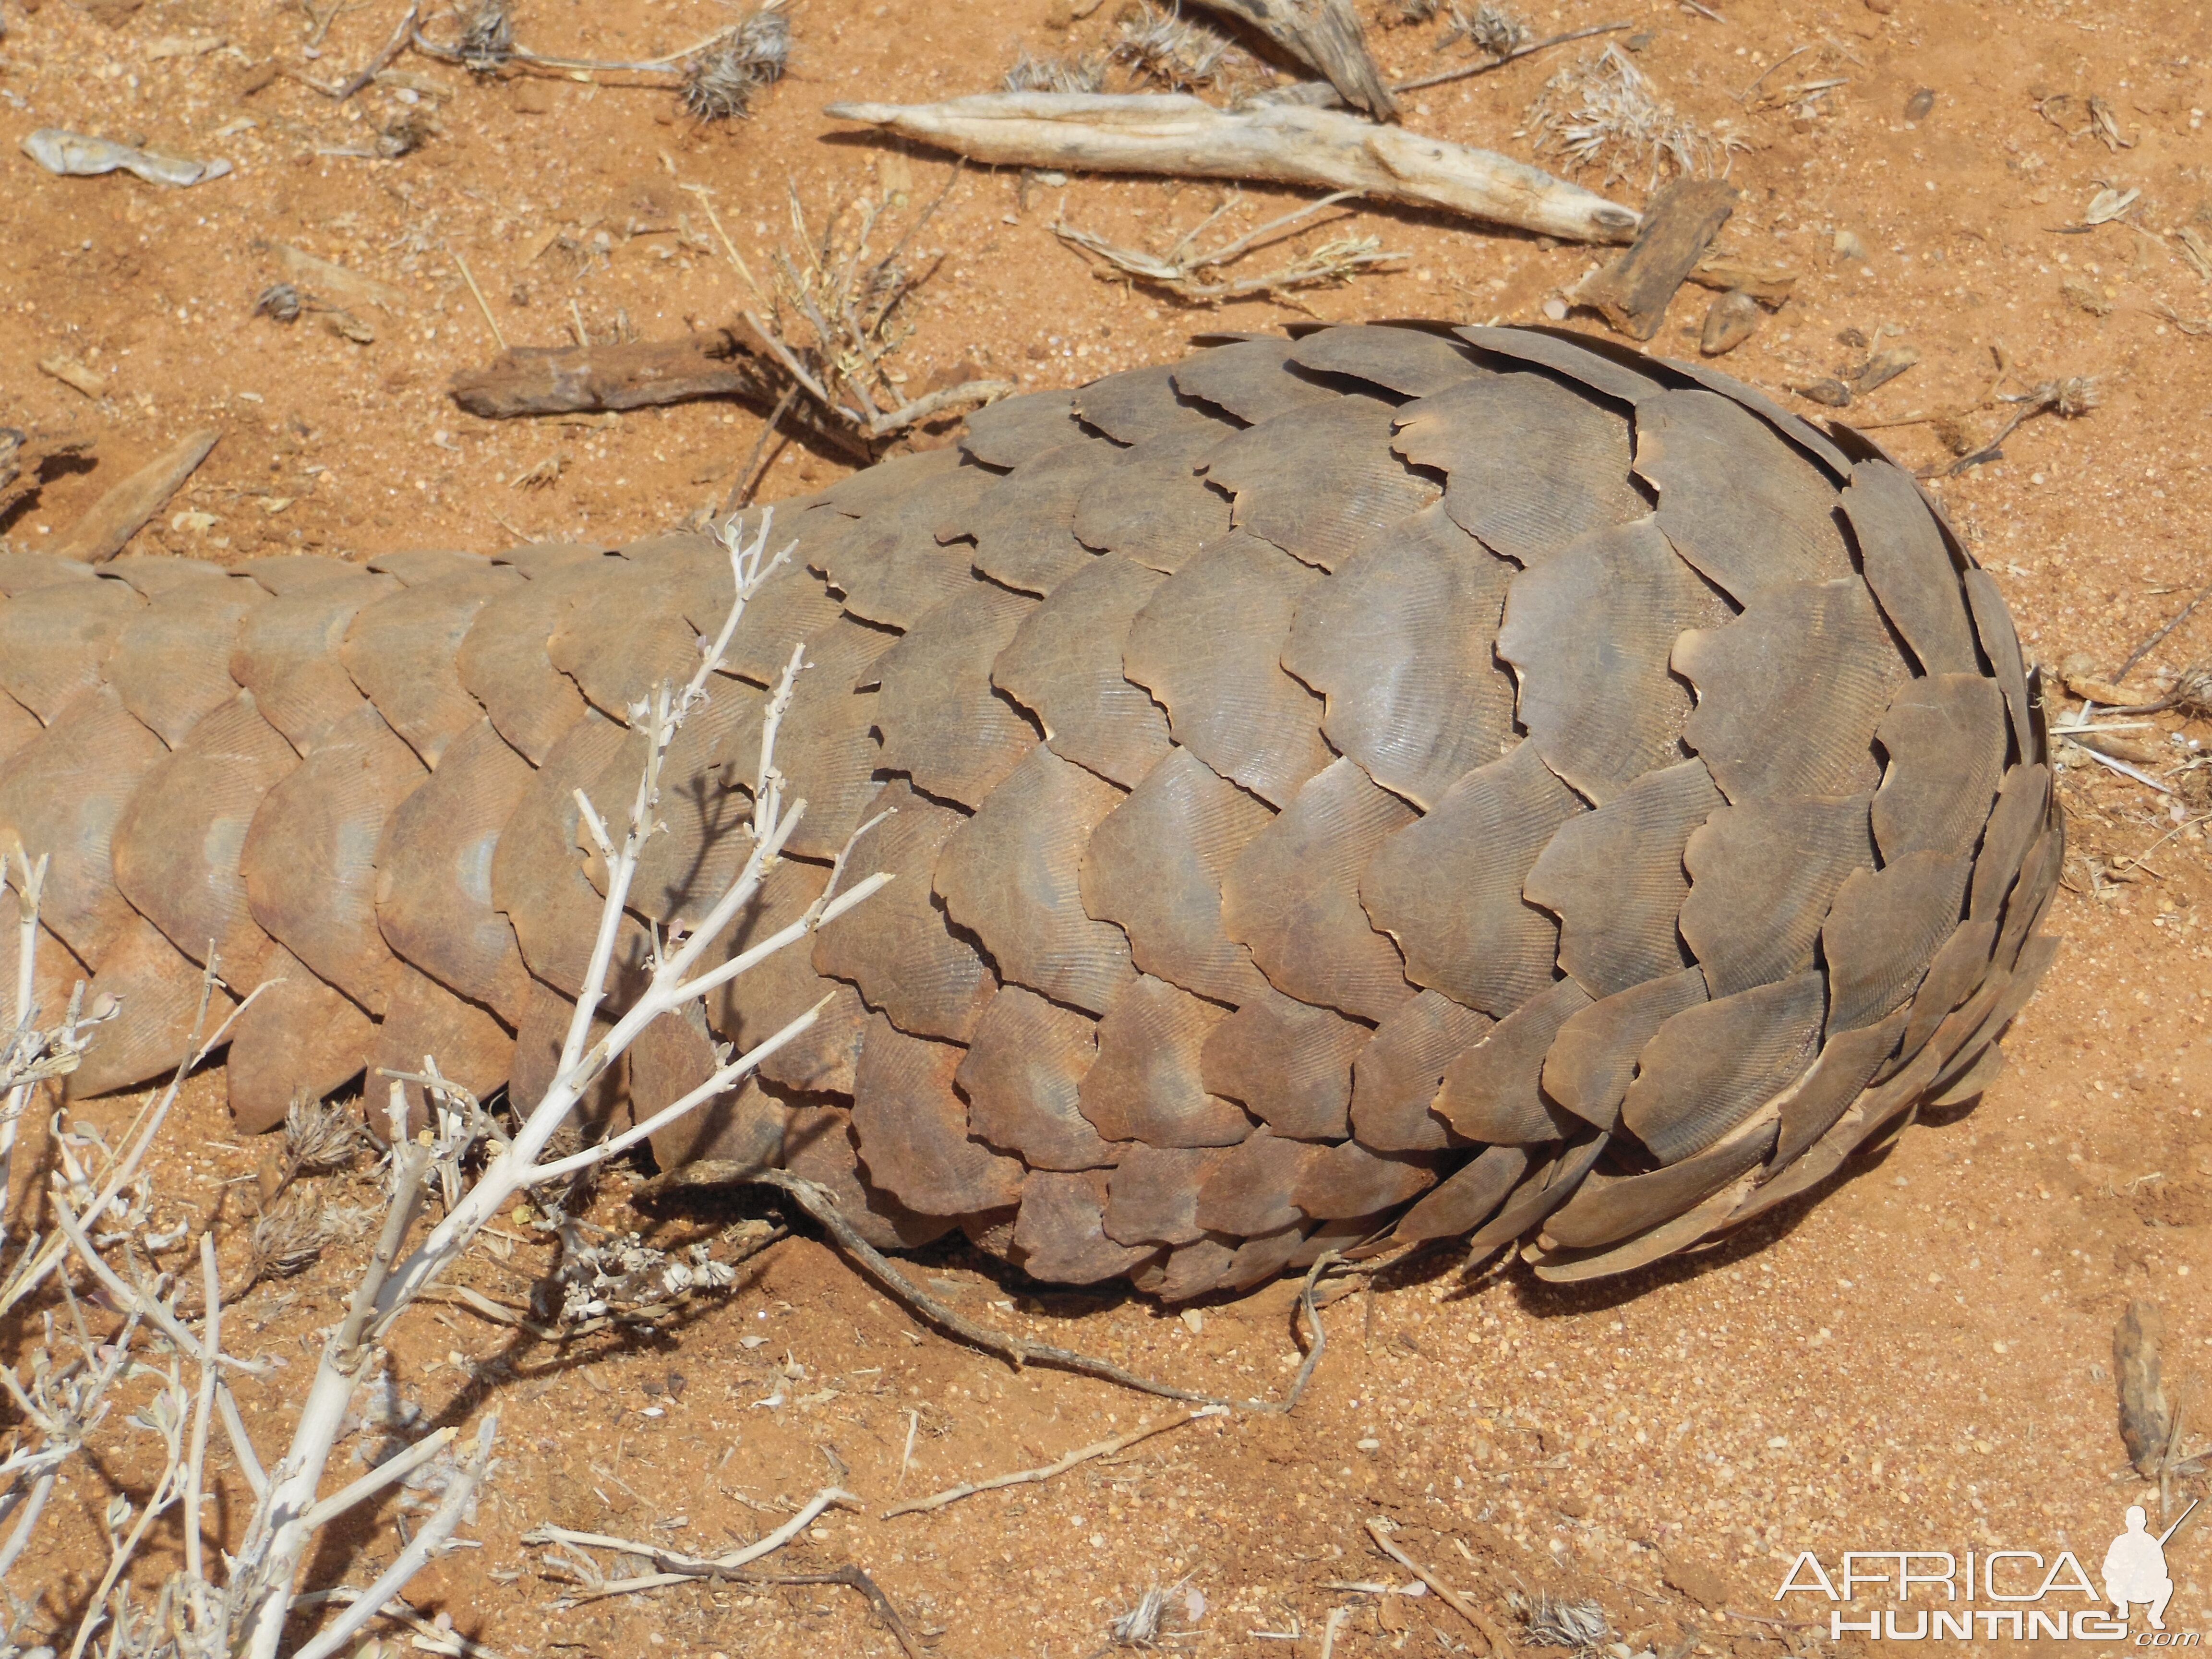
<box><xmin>1364</xmin><ymin>1520</ymin><xmax>1517</xmax><ymax>1658</ymax></box>
<box><xmin>307</xmin><ymin>1589</ymin><xmax>509</xmax><ymax>1659</ymax></box>
<box><xmin>448</xmin><ymin>335</ymin><xmax>781</xmax><ymax>419</ymax></box>
<box><xmin>332</xmin><ymin>0</ymin><xmax>420</xmax><ymax>99</ymax></box>
<box><xmin>880</xmin><ymin>1404</ymin><xmax>1228</xmax><ymax>1519</ymax></box>
<box><xmin>750</xmin><ymin>1169</ymin><xmax>1332</xmax><ymax>1411</ymax></box>
<box><xmin>1195</xmin><ymin>0</ymin><xmax>1397</xmax><ymax>118</ymax></box>
<box><xmin>1392</xmin><ymin>19</ymin><xmax>1632</xmax><ymax>95</ymax></box>
<box><xmin>1683</xmin><ymin>252</ymin><xmax>1796</xmax><ymax>304</ymax></box>
<box><xmin>825</xmin><ymin>93</ymin><xmax>1637</xmax><ymax>244</ymax></box>
<box><xmin>863</xmin><ymin>378</ymin><xmax>1014</xmax><ymax>438</ymax></box>
<box><xmin>2117</xmin><ymin>583</ymin><xmax>2212</xmax><ymax>681</ymax></box>
<box><xmin>1571</xmin><ymin>177</ymin><xmax>1738</xmax><ymax>339</ymax></box>
<box><xmin>722</xmin><ymin>384</ymin><xmax>798</xmax><ymax>515</ymax></box>
<box><xmin>50</xmin><ymin>428</ymin><xmax>221</xmax><ymax>564</ymax></box>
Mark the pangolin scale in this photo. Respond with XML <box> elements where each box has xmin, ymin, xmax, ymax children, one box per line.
<box><xmin>0</xmin><ymin>323</ymin><xmax>2061</xmax><ymax>1295</ymax></box>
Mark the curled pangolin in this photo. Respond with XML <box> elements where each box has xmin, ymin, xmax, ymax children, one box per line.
<box><xmin>0</xmin><ymin>323</ymin><xmax>2061</xmax><ymax>1296</ymax></box>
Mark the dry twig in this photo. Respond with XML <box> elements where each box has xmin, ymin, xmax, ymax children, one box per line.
<box><xmin>1366</xmin><ymin>1519</ymin><xmax>1519</xmax><ymax>1657</ymax></box>
<box><xmin>882</xmin><ymin>1406</ymin><xmax>1228</xmax><ymax>1518</ymax></box>
<box><xmin>1394</xmin><ymin>18</ymin><xmax>1630</xmax><ymax>96</ymax></box>
<box><xmin>1931</xmin><ymin>373</ymin><xmax>2099</xmax><ymax>477</ymax></box>
<box><xmin>756</xmin><ymin>1168</ymin><xmax>1335</xmax><ymax>1411</ymax></box>
<box><xmin>524</xmin><ymin>1484</ymin><xmax>927</xmax><ymax>1655</ymax></box>
<box><xmin>1055</xmin><ymin>189</ymin><xmax>1404</xmax><ymax>305</ymax></box>
<box><xmin>413</xmin><ymin>0</ymin><xmax>789</xmax><ymax>121</ymax></box>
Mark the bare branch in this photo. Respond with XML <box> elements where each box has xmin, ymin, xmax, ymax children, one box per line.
<box><xmin>289</xmin><ymin>1416</ymin><xmax>500</xmax><ymax>1659</ymax></box>
<box><xmin>827</xmin><ymin>93</ymin><xmax>1638</xmax><ymax>242</ymax></box>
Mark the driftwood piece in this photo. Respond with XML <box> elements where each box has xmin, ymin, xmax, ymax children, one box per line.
<box><xmin>449</xmin><ymin>334</ymin><xmax>783</xmax><ymax>420</ymax></box>
<box><xmin>2116</xmin><ymin>1298</ymin><xmax>2171</xmax><ymax>1478</ymax></box>
<box><xmin>49</xmin><ymin>428</ymin><xmax>221</xmax><ymax>564</ymax></box>
<box><xmin>1194</xmin><ymin>0</ymin><xmax>1396</xmax><ymax>119</ymax></box>
<box><xmin>1686</xmin><ymin>253</ymin><xmax>1797</xmax><ymax>305</ymax></box>
<box><xmin>1573</xmin><ymin>178</ymin><xmax>1738</xmax><ymax>340</ymax></box>
<box><xmin>825</xmin><ymin>93</ymin><xmax>1639</xmax><ymax>245</ymax></box>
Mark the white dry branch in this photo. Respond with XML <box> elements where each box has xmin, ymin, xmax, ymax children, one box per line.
<box><xmin>219</xmin><ymin>505</ymin><xmax>890</xmax><ymax>1659</ymax></box>
<box><xmin>3</xmin><ymin>505</ymin><xmax>892</xmax><ymax>1659</ymax></box>
<box><xmin>825</xmin><ymin>92</ymin><xmax>1640</xmax><ymax>244</ymax></box>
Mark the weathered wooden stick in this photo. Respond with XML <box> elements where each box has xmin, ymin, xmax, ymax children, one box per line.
<box><xmin>448</xmin><ymin>334</ymin><xmax>783</xmax><ymax>420</ymax></box>
<box><xmin>824</xmin><ymin>93</ymin><xmax>1639</xmax><ymax>244</ymax></box>
<box><xmin>1194</xmin><ymin>0</ymin><xmax>1397</xmax><ymax>118</ymax></box>
<box><xmin>50</xmin><ymin>428</ymin><xmax>220</xmax><ymax>564</ymax></box>
<box><xmin>1571</xmin><ymin>177</ymin><xmax>1737</xmax><ymax>339</ymax></box>
<box><xmin>1685</xmin><ymin>252</ymin><xmax>1797</xmax><ymax>305</ymax></box>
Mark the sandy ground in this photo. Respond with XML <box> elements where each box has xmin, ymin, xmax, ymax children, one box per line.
<box><xmin>3</xmin><ymin>0</ymin><xmax>2211</xmax><ymax>1651</ymax></box>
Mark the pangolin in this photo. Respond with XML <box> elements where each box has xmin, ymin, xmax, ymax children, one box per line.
<box><xmin>0</xmin><ymin>323</ymin><xmax>2060</xmax><ymax>1295</ymax></box>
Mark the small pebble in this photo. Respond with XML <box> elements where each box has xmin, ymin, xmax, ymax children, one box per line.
<box><xmin>1833</xmin><ymin>228</ymin><xmax>1868</xmax><ymax>262</ymax></box>
<box><xmin>1905</xmin><ymin>85</ymin><xmax>1936</xmax><ymax>121</ymax></box>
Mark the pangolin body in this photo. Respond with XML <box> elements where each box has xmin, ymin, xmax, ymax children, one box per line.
<box><xmin>0</xmin><ymin>323</ymin><xmax>2061</xmax><ymax>1294</ymax></box>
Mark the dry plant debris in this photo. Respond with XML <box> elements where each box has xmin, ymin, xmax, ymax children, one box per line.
<box><xmin>1519</xmin><ymin>1590</ymin><xmax>1611</xmax><ymax>1651</ymax></box>
<box><xmin>827</xmin><ymin>92</ymin><xmax>1639</xmax><ymax>242</ymax></box>
<box><xmin>1187</xmin><ymin>0</ymin><xmax>1398</xmax><ymax>118</ymax></box>
<box><xmin>0</xmin><ymin>514</ymin><xmax>899</xmax><ymax>1659</ymax></box>
<box><xmin>1934</xmin><ymin>371</ymin><xmax>2101</xmax><ymax>476</ymax></box>
<box><xmin>879</xmin><ymin>1406</ymin><xmax>1227</xmax><ymax>1519</ymax></box>
<box><xmin>1430</xmin><ymin>3</ymin><xmax>1534</xmax><ymax>59</ymax></box>
<box><xmin>414</xmin><ymin>0</ymin><xmax>788</xmax><ymax>123</ymax></box>
<box><xmin>48</xmin><ymin>428</ymin><xmax>222</xmax><ymax>564</ymax></box>
<box><xmin>1112</xmin><ymin>4</ymin><xmax>1258</xmax><ymax>93</ymax></box>
<box><xmin>680</xmin><ymin>1</ymin><xmax>791</xmax><ymax>122</ymax></box>
<box><xmin>453</xmin><ymin>0</ymin><xmax>514</xmax><ymax>71</ymax></box>
<box><xmin>526</xmin><ymin>1491</ymin><xmax>924</xmax><ymax>1655</ymax></box>
<box><xmin>733</xmin><ymin>182</ymin><xmax>1015</xmax><ymax>446</ymax></box>
<box><xmin>1527</xmin><ymin>45</ymin><xmax>1749</xmax><ymax>188</ymax></box>
<box><xmin>1004</xmin><ymin>48</ymin><xmax>1109</xmax><ymax>95</ymax></box>
<box><xmin>2113</xmin><ymin>1299</ymin><xmax>2212</xmax><ymax>1523</ymax></box>
<box><xmin>1569</xmin><ymin>176</ymin><xmax>1737</xmax><ymax>339</ymax></box>
<box><xmin>446</xmin><ymin>331</ymin><xmax>787</xmax><ymax>422</ymax></box>
<box><xmin>1055</xmin><ymin>188</ymin><xmax>1406</xmax><ymax>305</ymax></box>
<box><xmin>1788</xmin><ymin>338</ymin><xmax>1921</xmax><ymax>409</ymax></box>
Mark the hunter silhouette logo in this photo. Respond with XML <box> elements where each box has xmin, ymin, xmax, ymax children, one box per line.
<box><xmin>1775</xmin><ymin>1499</ymin><xmax>2203</xmax><ymax>1643</ymax></box>
<box><xmin>2106</xmin><ymin>1504</ymin><xmax>2195</xmax><ymax>1632</ymax></box>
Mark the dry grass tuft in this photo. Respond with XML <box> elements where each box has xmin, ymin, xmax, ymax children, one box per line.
<box><xmin>284</xmin><ymin>1093</ymin><xmax>370</xmax><ymax>1175</ymax></box>
<box><xmin>1529</xmin><ymin>45</ymin><xmax>1747</xmax><ymax>187</ymax></box>
<box><xmin>248</xmin><ymin>1193</ymin><xmax>372</xmax><ymax>1284</ymax></box>
<box><xmin>1111</xmin><ymin>4</ymin><xmax>1256</xmax><ymax>92</ymax></box>
<box><xmin>253</xmin><ymin>282</ymin><xmax>304</xmax><ymax>323</ymax></box>
<box><xmin>1003</xmin><ymin>48</ymin><xmax>1109</xmax><ymax>94</ymax></box>
<box><xmin>1435</xmin><ymin>2</ymin><xmax>1531</xmax><ymax>57</ymax></box>
<box><xmin>682</xmin><ymin>1</ymin><xmax>791</xmax><ymax>122</ymax></box>
<box><xmin>454</xmin><ymin>0</ymin><xmax>516</xmax><ymax>71</ymax></box>
<box><xmin>1518</xmin><ymin>1591</ymin><xmax>1610</xmax><ymax>1652</ymax></box>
